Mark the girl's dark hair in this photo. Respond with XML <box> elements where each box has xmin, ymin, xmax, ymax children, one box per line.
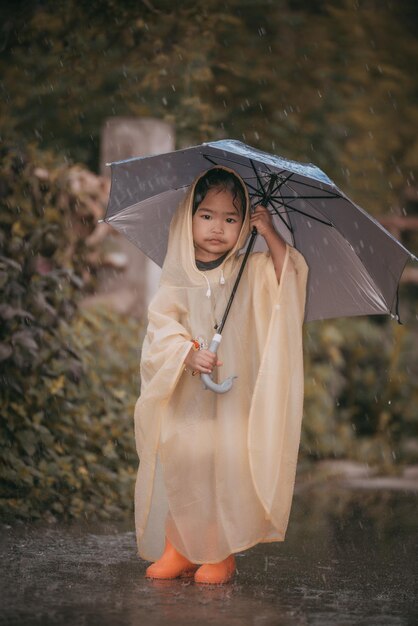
<box><xmin>192</xmin><ymin>168</ymin><xmax>246</xmax><ymax>217</ymax></box>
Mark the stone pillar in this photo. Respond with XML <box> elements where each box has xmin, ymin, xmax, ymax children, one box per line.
<box><xmin>98</xmin><ymin>117</ymin><xmax>175</xmax><ymax>316</ymax></box>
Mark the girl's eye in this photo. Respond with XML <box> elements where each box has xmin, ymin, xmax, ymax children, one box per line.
<box><xmin>226</xmin><ymin>218</ymin><xmax>237</xmax><ymax>224</ymax></box>
<box><xmin>202</xmin><ymin>214</ymin><xmax>211</xmax><ymax>220</ymax></box>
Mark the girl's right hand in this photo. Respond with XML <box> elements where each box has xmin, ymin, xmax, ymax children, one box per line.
<box><xmin>184</xmin><ymin>347</ymin><xmax>222</xmax><ymax>374</ymax></box>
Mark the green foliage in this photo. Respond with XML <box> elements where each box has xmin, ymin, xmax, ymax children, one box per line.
<box><xmin>0</xmin><ymin>143</ymin><xmax>140</xmax><ymax>521</ymax></box>
<box><xmin>1</xmin><ymin>308</ymin><xmax>140</xmax><ymax>522</ymax></box>
<box><xmin>302</xmin><ymin>318</ymin><xmax>418</xmax><ymax>469</ymax></box>
<box><xmin>1</xmin><ymin>0</ymin><xmax>418</xmax><ymax>216</ymax></box>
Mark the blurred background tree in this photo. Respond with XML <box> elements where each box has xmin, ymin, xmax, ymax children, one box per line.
<box><xmin>1</xmin><ymin>0</ymin><xmax>418</xmax><ymax>215</ymax></box>
<box><xmin>0</xmin><ymin>142</ymin><xmax>140</xmax><ymax>520</ymax></box>
<box><xmin>1</xmin><ymin>0</ymin><xmax>417</xmax><ymax>520</ymax></box>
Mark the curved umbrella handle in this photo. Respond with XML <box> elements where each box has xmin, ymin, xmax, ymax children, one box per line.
<box><xmin>201</xmin><ymin>334</ymin><xmax>237</xmax><ymax>394</ymax></box>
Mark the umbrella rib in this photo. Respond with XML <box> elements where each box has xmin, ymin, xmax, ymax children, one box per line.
<box><xmin>251</xmin><ymin>165</ymin><xmax>293</xmax><ymax>207</ymax></box>
<box><xmin>203</xmin><ymin>154</ymin><xmax>270</xmax><ymax>205</ymax></box>
<box><xmin>246</xmin><ymin>183</ymin><xmax>341</xmax><ymax>203</ymax></box>
<box><xmin>203</xmin><ymin>151</ymin><xmax>340</xmax><ymax>201</ymax></box>
<box><xmin>203</xmin><ymin>152</ymin><xmax>262</xmax><ymax>173</ymax></box>
<box><xmin>267</xmin><ymin>173</ymin><xmax>293</xmax><ymax>199</ymax></box>
<box><xmin>288</xmin><ymin>177</ymin><xmax>343</xmax><ymax>199</ymax></box>
<box><xmin>246</xmin><ymin>172</ymin><xmax>294</xmax><ymax>235</ymax></box>
<box><xmin>204</xmin><ymin>151</ymin><xmax>341</xmax><ymax>229</ymax></box>
<box><xmin>246</xmin><ymin>166</ymin><xmax>295</xmax><ymax>237</ymax></box>
<box><xmin>250</xmin><ymin>159</ymin><xmax>268</xmax><ymax>200</ymax></box>
<box><xmin>273</xmin><ymin>180</ymin><xmax>295</xmax><ymax>240</ymax></box>
<box><xmin>285</xmin><ymin>204</ymin><xmax>333</xmax><ymax>227</ymax></box>
<box><xmin>203</xmin><ymin>152</ymin><xmax>290</xmax><ymax>182</ymax></box>
<box><xmin>269</xmin><ymin>198</ymin><xmax>293</xmax><ymax>232</ymax></box>
<box><xmin>203</xmin><ymin>151</ymin><xmax>342</xmax><ymax>201</ymax></box>
<box><xmin>283</xmin><ymin>180</ymin><xmax>392</xmax><ymax>312</ymax></box>
<box><xmin>248</xmin><ymin>169</ymin><xmax>334</xmax><ymax>230</ymax></box>
<box><xmin>246</xmin><ymin>182</ymin><xmax>263</xmax><ymax>196</ymax></box>
<box><xmin>272</xmin><ymin>194</ymin><xmax>342</xmax><ymax>200</ymax></box>
<box><xmin>202</xmin><ymin>154</ymin><xmax>219</xmax><ymax>168</ymax></box>
<box><xmin>264</xmin><ymin>193</ymin><xmax>333</xmax><ymax>228</ymax></box>
<box><xmin>284</xmin><ymin>180</ymin><xmax>336</xmax><ymax>227</ymax></box>
<box><xmin>270</xmin><ymin>203</ymin><xmax>295</xmax><ymax>235</ymax></box>
<box><xmin>388</xmin><ymin>255</ymin><xmax>411</xmax><ymax>322</ymax></box>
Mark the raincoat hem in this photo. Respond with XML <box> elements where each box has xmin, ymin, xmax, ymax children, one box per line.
<box><xmin>138</xmin><ymin>532</ymin><xmax>285</xmax><ymax>565</ymax></box>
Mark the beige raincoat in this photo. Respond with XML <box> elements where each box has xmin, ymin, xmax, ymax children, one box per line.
<box><xmin>134</xmin><ymin>167</ymin><xmax>309</xmax><ymax>564</ymax></box>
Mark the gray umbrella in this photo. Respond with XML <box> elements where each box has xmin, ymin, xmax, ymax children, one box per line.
<box><xmin>104</xmin><ymin>139</ymin><xmax>416</xmax><ymax>324</ymax></box>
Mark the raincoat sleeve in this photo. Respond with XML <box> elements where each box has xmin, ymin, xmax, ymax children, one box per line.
<box><xmin>248</xmin><ymin>244</ymin><xmax>309</xmax><ymax>532</ymax></box>
<box><xmin>133</xmin><ymin>285</ymin><xmax>194</xmax><ymax>548</ymax></box>
<box><xmin>140</xmin><ymin>286</ymin><xmax>193</xmax><ymax>400</ymax></box>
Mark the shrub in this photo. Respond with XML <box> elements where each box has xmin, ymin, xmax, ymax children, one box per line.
<box><xmin>0</xmin><ymin>142</ymin><xmax>140</xmax><ymax>521</ymax></box>
<box><xmin>302</xmin><ymin>318</ymin><xmax>418</xmax><ymax>469</ymax></box>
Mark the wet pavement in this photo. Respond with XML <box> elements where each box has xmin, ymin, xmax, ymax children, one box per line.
<box><xmin>1</xmin><ymin>484</ymin><xmax>417</xmax><ymax>626</ymax></box>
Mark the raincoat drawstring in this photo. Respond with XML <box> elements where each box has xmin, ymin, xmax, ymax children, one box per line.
<box><xmin>202</xmin><ymin>273</ymin><xmax>211</xmax><ymax>298</ymax></box>
<box><xmin>199</xmin><ymin>268</ymin><xmax>225</xmax><ymax>297</ymax></box>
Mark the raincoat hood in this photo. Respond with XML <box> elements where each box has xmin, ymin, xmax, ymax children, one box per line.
<box><xmin>160</xmin><ymin>166</ymin><xmax>251</xmax><ymax>290</ymax></box>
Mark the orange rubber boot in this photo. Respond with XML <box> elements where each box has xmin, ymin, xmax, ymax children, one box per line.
<box><xmin>145</xmin><ymin>537</ymin><xmax>198</xmax><ymax>580</ymax></box>
<box><xmin>194</xmin><ymin>555</ymin><xmax>236</xmax><ymax>585</ymax></box>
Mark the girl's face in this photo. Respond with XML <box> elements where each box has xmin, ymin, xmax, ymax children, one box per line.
<box><xmin>192</xmin><ymin>187</ymin><xmax>243</xmax><ymax>263</ymax></box>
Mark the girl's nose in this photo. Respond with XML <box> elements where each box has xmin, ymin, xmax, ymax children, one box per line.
<box><xmin>212</xmin><ymin>221</ymin><xmax>224</xmax><ymax>233</ymax></box>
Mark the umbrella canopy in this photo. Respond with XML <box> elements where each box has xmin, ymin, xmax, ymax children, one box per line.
<box><xmin>104</xmin><ymin>139</ymin><xmax>417</xmax><ymax>322</ymax></box>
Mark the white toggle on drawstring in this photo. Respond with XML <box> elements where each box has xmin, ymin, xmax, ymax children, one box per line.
<box><xmin>203</xmin><ymin>273</ymin><xmax>211</xmax><ymax>298</ymax></box>
<box><xmin>219</xmin><ymin>269</ymin><xmax>225</xmax><ymax>285</ymax></box>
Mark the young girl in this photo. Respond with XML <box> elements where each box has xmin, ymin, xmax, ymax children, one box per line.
<box><xmin>134</xmin><ymin>166</ymin><xmax>308</xmax><ymax>584</ymax></box>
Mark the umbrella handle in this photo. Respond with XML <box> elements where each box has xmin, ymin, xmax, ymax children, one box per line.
<box><xmin>201</xmin><ymin>334</ymin><xmax>237</xmax><ymax>394</ymax></box>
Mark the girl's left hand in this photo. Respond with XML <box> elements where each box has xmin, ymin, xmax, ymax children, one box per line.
<box><xmin>249</xmin><ymin>204</ymin><xmax>275</xmax><ymax>238</ymax></box>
